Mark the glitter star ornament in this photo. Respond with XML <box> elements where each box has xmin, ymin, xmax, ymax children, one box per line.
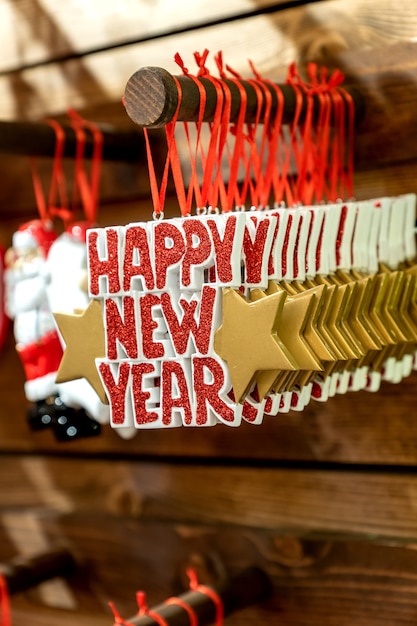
<box><xmin>54</xmin><ymin>299</ymin><xmax>107</xmax><ymax>403</ymax></box>
<box><xmin>213</xmin><ymin>287</ymin><xmax>298</xmax><ymax>403</ymax></box>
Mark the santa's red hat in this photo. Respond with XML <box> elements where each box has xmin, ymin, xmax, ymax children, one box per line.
<box><xmin>65</xmin><ymin>221</ymin><xmax>95</xmax><ymax>244</ymax></box>
<box><xmin>12</xmin><ymin>220</ymin><xmax>56</xmax><ymax>257</ymax></box>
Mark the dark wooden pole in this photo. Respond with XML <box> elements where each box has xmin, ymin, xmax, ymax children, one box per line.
<box><xmin>124</xmin><ymin>66</ymin><xmax>364</xmax><ymax>129</ymax></box>
<box><xmin>0</xmin><ymin>548</ymin><xmax>76</xmax><ymax>594</ymax></box>
<box><xmin>0</xmin><ymin>120</ymin><xmax>143</xmax><ymax>161</ymax></box>
<box><xmin>124</xmin><ymin>566</ymin><xmax>270</xmax><ymax>626</ymax></box>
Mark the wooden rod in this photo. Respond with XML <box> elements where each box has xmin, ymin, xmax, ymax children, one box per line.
<box><xmin>124</xmin><ymin>66</ymin><xmax>364</xmax><ymax>129</ymax></box>
<box><xmin>0</xmin><ymin>548</ymin><xmax>76</xmax><ymax>594</ymax></box>
<box><xmin>124</xmin><ymin>566</ymin><xmax>270</xmax><ymax>626</ymax></box>
<box><xmin>0</xmin><ymin>120</ymin><xmax>143</xmax><ymax>161</ymax></box>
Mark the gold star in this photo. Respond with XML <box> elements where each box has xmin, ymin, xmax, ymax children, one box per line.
<box><xmin>406</xmin><ymin>269</ymin><xmax>417</xmax><ymax>330</ymax></box>
<box><xmin>251</xmin><ymin>286</ymin><xmax>323</xmax><ymax>399</ymax></box>
<box><xmin>213</xmin><ymin>287</ymin><xmax>297</xmax><ymax>403</ymax></box>
<box><xmin>325</xmin><ymin>283</ymin><xmax>362</xmax><ymax>359</ymax></box>
<box><xmin>384</xmin><ymin>271</ymin><xmax>414</xmax><ymax>342</ymax></box>
<box><xmin>315</xmin><ymin>284</ymin><xmax>348</xmax><ymax>361</ymax></box>
<box><xmin>301</xmin><ymin>284</ymin><xmax>337</xmax><ymax>362</ymax></box>
<box><xmin>368</xmin><ymin>272</ymin><xmax>398</xmax><ymax>346</ymax></box>
<box><xmin>338</xmin><ymin>282</ymin><xmax>367</xmax><ymax>356</ymax></box>
<box><xmin>54</xmin><ymin>299</ymin><xmax>107</xmax><ymax>403</ymax></box>
<box><xmin>398</xmin><ymin>273</ymin><xmax>417</xmax><ymax>342</ymax></box>
<box><xmin>349</xmin><ymin>277</ymin><xmax>382</xmax><ymax>351</ymax></box>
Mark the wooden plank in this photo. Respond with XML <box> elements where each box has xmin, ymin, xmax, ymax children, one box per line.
<box><xmin>6</xmin><ymin>516</ymin><xmax>417</xmax><ymax>625</ymax></box>
<box><xmin>0</xmin><ymin>456</ymin><xmax>417</xmax><ymax>540</ymax></box>
<box><xmin>3</xmin><ymin>0</ymin><xmax>417</xmax><ymax>75</ymax></box>
<box><xmin>0</xmin><ymin>0</ymin><xmax>283</xmax><ymax>72</ymax></box>
<box><xmin>353</xmin><ymin>159</ymin><xmax>417</xmax><ymax>200</ymax></box>
<box><xmin>342</xmin><ymin>41</ymin><xmax>417</xmax><ymax>168</ymax></box>
<box><xmin>1</xmin><ymin>0</ymin><xmax>417</xmax><ymax>127</ymax></box>
<box><xmin>0</xmin><ymin>12</ymin><xmax>297</xmax><ymax>120</ymax></box>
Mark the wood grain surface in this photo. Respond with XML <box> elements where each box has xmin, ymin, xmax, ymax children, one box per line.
<box><xmin>0</xmin><ymin>0</ymin><xmax>417</xmax><ymax>125</ymax></box>
<box><xmin>3</xmin><ymin>516</ymin><xmax>417</xmax><ymax>625</ymax></box>
<box><xmin>0</xmin><ymin>455</ymin><xmax>414</xmax><ymax>541</ymax></box>
<box><xmin>0</xmin><ymin>0</ymin><xmax>283</xmax><ymax>72</ymax></box>
<box><xmin>1</xmin><ymin>3</ymin><xmax>417</xmax><ymax>625</ymax></box>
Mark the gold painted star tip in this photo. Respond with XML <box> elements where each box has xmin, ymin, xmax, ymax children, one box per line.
<box><xmin>54</xmin><ymin>299</ymin><xmax>108</xmax><ymax>404</ymax></box>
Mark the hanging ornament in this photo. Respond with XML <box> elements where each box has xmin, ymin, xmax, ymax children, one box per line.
<box><xmin>47</xmin><ymin>112</ymin><xmax>136</xmax><ymax>439</ymax></box>
<box><xmin>4</xmin><ymin>218</ymin><xmax>61</xmax><ymax>414</ymax></box>
<box><xmin>55</xmin><ymin>52</ymin><xmax>417</xmax><ymax>434</ymax></box>
<box><xmin>5</xmin><ymin>117</ymin><xmax>104</xmax><ymax>441</ymax></box>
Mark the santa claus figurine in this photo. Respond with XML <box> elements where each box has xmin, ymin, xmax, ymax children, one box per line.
<box><xmin>5</xmin><ymin>220</ymin><xmax>61</xmax><ymax>402</ymax></box>
<box><xmin>5</xmin><ymin>219</ymin><xmax>101</xmax><ymax>441</ymax></box>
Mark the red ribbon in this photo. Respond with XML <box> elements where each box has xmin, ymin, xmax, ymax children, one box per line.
<box><xmin>135</xmin><ymin>591</ymin><xmax>169</xmax><ymax>626</ymax></box>
<box><xmin>0</xmin><ymin>576</ymin><xmax>11</xmax><ymax>626</ymax></box>
<box><xmin>187</xmin><ymin>568</ymin><xmax>224</xmax><ymax>626</ymax></box>
<box><xmin>30</xmin><ymin>119</ymin><xmax>69</xmax><ymax>225</ymax></box>
<box><xmin>165</xmin><ymin>596</ymin><xmax>198</xmax><ymax>626</ymax></box>
<box><xmin>67</xmin><ymin>109</ymin><xmax>103</xmax><ymax>225</ymax></box>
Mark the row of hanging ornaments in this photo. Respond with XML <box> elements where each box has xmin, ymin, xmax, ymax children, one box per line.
<box><xmin>5</xmin><ymin>53</ymin><xmax>417</xmax><ymax>439</ymax></box>
<box><xmin>3</xmin><ymin>113</ymin><xmax>112</xmax><ymax>441</ymax></box>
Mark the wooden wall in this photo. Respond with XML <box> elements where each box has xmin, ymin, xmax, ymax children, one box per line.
<box><xmin>2</xmin><ymin>1</ymin><xmax>417</xmax><ymax>624</ymax></box>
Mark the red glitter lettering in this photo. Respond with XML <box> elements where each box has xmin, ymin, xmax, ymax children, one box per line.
<box><xmin>105</xmin><ymin>297</ymin><xmax>138</xmax><ymax>360</ymax></box>
<box><xmin>154</xmin><ymin>222</ymin><xmax>185</xmax><ymax>290</ymax></box>
<box><xmin>181</xmin><ymin>219</ymin><xmax>212</xmax><ymax>287</ymax></box>
<box><xmin>282</xmin><ymin>215</ymin><xmax>293</xmax><ymax>277</ymax></box>
<box><xmin>243</xmin><ymin>218</ymin><xmax>270</xmax><ymax>284</ymax></box>
<box><xmin>293</xmin><ymin>216</ymin><xmax>303</xmax><ymax>279</ymax></box>
<box><xmin>311</xmin><ymin>382</ymin><xmax>322</xmax><ymax>398</ymax></box>
<box><xmin>98</xmin><ymin>362</ymin><xmax>130</xmax><ymax>425</ymax></box>
<box><xmin>207</xmin><ymin>216</ymin><xmax>237</xmax><ymax>283</ymax></box>
<box><xmin>88</xmin><ymin>229</ymin><xmax>121</xmax><ymax>296</ymax></box>
<box><xmin>336</xmin><ymin>205</ymin><xmax>348</xmax><ymax>267</ymax></box>
<box><xmin>123</xmin><ymin>226</ymin><xmax>155</xmax><ymax>291</ymax></box>
<box><xmin>139</xmin><ymin>293</ymin><xmax>165</xmax><ymax>359</ymax></box>
<box><xmin>161</xmin><ymin>286</ymin><xmax>216</xmax><ymax>355</ymax></box>
<box><xmin>131</xmin><ymin>362</ymin><xmax>159</xmax><ymax>425</ymax></box>
<box><xmin>316</xmin><ymin>217</ymin><xmax>325</xmax><ymax>272</ymax></box>
<box><xmin>161</xmin><ymin>361</ymin><xmax>192</xmax><ymax>425</ymax></box>
<box><xmin>268</xmin><ymin>214</ymin><xmax>280</xmax><ymax>276</ymax></box>
<box><xmin>193</xmin><ymin>357</ymin><xmax>235</xmax><ymax>424</ymax></box>
<box><xmin>242</xmin><ymin>400</ymin><xmax>258</xmax><ymax>422</ymax></box>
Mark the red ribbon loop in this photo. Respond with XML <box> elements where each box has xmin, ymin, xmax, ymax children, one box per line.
<box><xmin>174</xmin><ymin>52</ymin><xmax>189</xmax><ymax>75</ymax></box>
<box><xmin>0</xmin><ymin>575</ymin><xmax>11</xmax><ymax>626</ymax></box>
<box><xmin>136</xmin><ymin>591</ymin><xmax>169</xmax><ymax>626</ymax></box>
<box><xmin>187</xmin><ymin>568</ymin><xmax>224</xmax><ymax>626</ymax></box>
<box><xmin>194</xmin><ymin>49</ymin><xmax>210</xmax><ymax>77</ymax></box>
<box><xmin>108</xmin><ymin>601</ymin><xmax>135</xmax><ymax>626</ymax></box>
<box><xmin>30</xmin><ymin>119</ymin><xmax>69</xmax><ymax>226</ymax></box>
<box><xmin>67</xmin><ymin>108</ymin><xmax>103</xmax><ymax>225</ymax></box>
<box><xmin>165</xmin><ymin>597</ymin><xmax>198</xmax><ymax>626</ymax></box>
